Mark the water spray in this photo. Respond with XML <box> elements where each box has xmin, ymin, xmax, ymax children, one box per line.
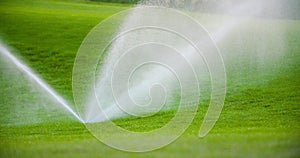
<box><xmin>0</xmin><ymin>43</ymin><xmax>84</xmax><ymax>123</ymax></box>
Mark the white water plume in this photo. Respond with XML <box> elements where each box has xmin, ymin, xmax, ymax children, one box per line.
<box><xmin>75</xmin><ymin>0</ymin><xmax>286</xmax><ymax>124</ymax></box>
<box><xmin>0</xmin><ymin>43</ymin><xmax>83</xmax><ymax>125</ymax></box>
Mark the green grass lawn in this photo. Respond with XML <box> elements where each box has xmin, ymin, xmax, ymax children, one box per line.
<box><xmin>0</xmin><ymin>0</ymin><xmax>299</xmax><ymax>157</ymax></box>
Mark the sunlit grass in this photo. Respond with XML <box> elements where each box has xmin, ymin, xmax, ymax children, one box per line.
<box><xmin>0</xmin><ymin>0</ymin><xmax>299</xmax><ymax>157</ymax></box>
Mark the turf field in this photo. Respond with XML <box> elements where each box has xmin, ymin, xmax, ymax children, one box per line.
<box><xmin>0</xmin><ymin>0</ymin><xmax>299</xmax><ymax>157</ymax></box>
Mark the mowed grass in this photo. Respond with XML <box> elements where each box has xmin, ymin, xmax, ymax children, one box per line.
<box><xmin>0</xmin><ymin>0</ymin><xmax>299</xmax><ymax>157</ymax></box>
